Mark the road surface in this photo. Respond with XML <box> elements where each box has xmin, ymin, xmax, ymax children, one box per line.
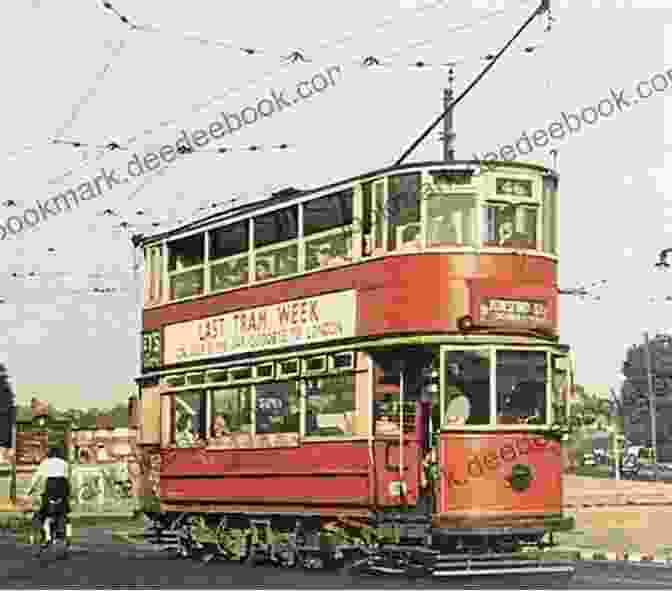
<box><xmin>3</xmin><ymin>536</ymin><xmax>672</xmax><ymax>589</ymax></box>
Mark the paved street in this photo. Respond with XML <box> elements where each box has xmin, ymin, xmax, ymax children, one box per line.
<box><xmin>2</xmin><ymin>532</ymin><xmax>672</xmax><ymax>589</ymax></box>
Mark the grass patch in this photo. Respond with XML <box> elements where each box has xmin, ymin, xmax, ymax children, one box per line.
<box><xmin>0</xmin><ymin>513</ymin><xmax>144</xmax><ymax>538</ymax></box>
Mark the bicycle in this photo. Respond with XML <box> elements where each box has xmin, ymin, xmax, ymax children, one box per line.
<box><xmin>27</xmin><ymin>496</ymin><xmax>72</xmax><ymax>557</ymax></box>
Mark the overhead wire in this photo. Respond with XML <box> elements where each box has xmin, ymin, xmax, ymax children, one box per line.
<box><xmin>395</xmin><ymin>0</ymin><xmax>553</xmax><ymax>165</ymax></box>
<box><xmin>42</xmin><ymin>1</ymin><xmax>527</xmax><ymax>187</ymax></box>
<box><xmin>7</xmin><ymin>0</ymin><xmax>457</xmax><ymax>167</ymax></box>
<box><xmin>3</xmin><ymin>2</ymin><xmax>550</xmax><ymax>301</ymax></box>
<box><xmin>5</xmin><ymin>38</ymin><xmax>128</xmax><ymax>163</ymax></box>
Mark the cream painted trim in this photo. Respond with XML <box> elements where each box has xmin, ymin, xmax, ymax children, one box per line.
<box><xmin>139</xmin><ymin>335</ymin><xmax>568</xmax><ymax>381</ymax></box>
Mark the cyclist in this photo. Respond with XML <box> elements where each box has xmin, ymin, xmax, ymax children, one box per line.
<box><xmin>26</xmin><ymin>446</ymin><xmax>71</xmax><ymax>546</ymax></box>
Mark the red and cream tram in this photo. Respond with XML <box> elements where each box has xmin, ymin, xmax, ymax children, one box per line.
<box><xmin>134</xmin><ymin>159</ymin><xmax>575</xmax><ymax>576</ymax></box>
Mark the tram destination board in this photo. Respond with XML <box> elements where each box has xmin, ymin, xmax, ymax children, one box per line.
<box><xmin>477</xmin><ymin>297</ymin><xmax>550</xmax><ymax>328</ymax></box>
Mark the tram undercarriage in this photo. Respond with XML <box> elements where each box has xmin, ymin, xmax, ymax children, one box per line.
<box><xmin>142</xmin><ymin>509</ymin><xmax>575</xmax><ymax>578</ymax></box>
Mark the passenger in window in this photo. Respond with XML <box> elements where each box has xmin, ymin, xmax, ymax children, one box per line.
<box><xmin>496</xmin><ymin>206</ymin><xmax>531</xmax><ymax>248</ymax></box>
<box><xmin>401</xmin><ymin>224</ymin><xmax>421</xmax><ymax>249</ymax></box>
<box><xmin>316</xmin><ymin>243</ymin><xmax>333</xmax><ymax>267</ymax></box>
<box><xmin>336</xmin><ymin>411</ymin><xmax>354</xmax><ymax>435</ymax></box>
<box><xmin>214</xmin><ymin>260</ymin><xmax>248</xmax><ymax>289</ymax></box>
<box><xmin>212</xmin><ymin>414</ymin><xmax>230</xmax><ymax>438</ymax></box>
<box><xmin>256</xmin><ymin>259</ymin><xmax>273</xmax><ymax>280</ymax></box>
<box><xmin>276</xmin><ymin>252</ymin><xmax>297</xmax><ymax>275</ymax></box>
<box><xmin>444</xmin><ymin>392</ymin><xmax>471</xmax><ymax>426</ymax></box>
<box><xmin>363</xmin><ymin>235</ymin><xmax>372</xmax><ymax>256</ymax></box>
<box><xmin>498</xmin><ymin>218</ymin><xmax>515</xmax><ymax>246</ymax></box>
<box><xmin>175</xmin><ymin>414</ymin><xmax>199</xmax><ymax>447</ymax></box>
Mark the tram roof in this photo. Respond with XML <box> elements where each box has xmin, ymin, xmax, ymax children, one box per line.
<box><xmin>140</xmin><ymin>159</ymin><xmax>558</xmax><ymax>246</ymax></box>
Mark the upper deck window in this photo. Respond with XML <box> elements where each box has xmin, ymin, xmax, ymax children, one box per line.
<box><xmin>482</xmin><ymin>202</ymin><xmax>538</xmax><ymax>249</ymax></box>
<box><xmin>210</xmin><ymin>221</ymin><xmax>250</xmax><ymax>291</ymax></box>
<box><xmin>425</xmin><ymin>194</ymin><xmax>477</xmax><ymax>248</ymax></box>
<box><xmin>210</xmin><ymin>221</ymin><xmax>249</xmax><ymax>259</ymax></box>
<box><xmin>168</xmin><ymin>234</ymin><xmax>204</xmax><ymax>299</ymax></box>
<box><xmin>303</xmin><ymin>190</ymin><xmax>353</xmax><ymax>236</ymax></box>
<box><xmin>387</xmin><ymin>173</ymin><xmax>421</xmax><ymax>252</ymax></box>
<box><xmin>254</xmin><ymin>206</ymin><xmax>299</xmax><ymax>281</ymax></box>
<box><xmin>168</xmin><ymin>234</ymin><xmax>204</xmax><ymax>271</ymax></box>
<box><xmin>304</xmin><ymin>190</ymin><xmax>354</xmax><ymax>271</ymax></box>
<box><xmin>542</xmin><ymin>175</ymin><xmax>557</xmax><ymax>255</ymax></box>
<box><xmin>254</xmin><ymin>206</ymin><xmax>298</xmax><ymax>248</ymax></box>
<box><xmin>144</xmin><ymin>244</ymin><xmax>163</xmax><ymax>306</ymax></box>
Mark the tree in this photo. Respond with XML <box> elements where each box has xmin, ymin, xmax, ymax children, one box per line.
<box><xmin>568</xmin><ymin>385</ymin><xmax>612</xmax><ymax>429</ymax></box>
<box><xmin>0</xmin><ymin>364</ymin><xmax>15</xmax><ymax>447</ymax></box>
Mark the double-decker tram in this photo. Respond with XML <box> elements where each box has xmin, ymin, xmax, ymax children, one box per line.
<box><xmin>134</xmin><ymin>158</ymin><xmax>576</xmax><ymax>577</ymax></box>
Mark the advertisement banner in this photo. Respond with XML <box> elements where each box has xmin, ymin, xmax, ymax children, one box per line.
<box><xmin>164</xmin><ymin>290</ymin><xmax>357</xmax><ymax>364</ymax></box>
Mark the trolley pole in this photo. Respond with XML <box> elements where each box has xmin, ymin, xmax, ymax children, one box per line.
<box><xmin>644</xmin><ymin>331</ymin><xmax>658</xmax><ymax>480</ymax></box>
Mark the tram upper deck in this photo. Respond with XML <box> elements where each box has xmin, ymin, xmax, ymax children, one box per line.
<box><xmin>141</xmin><ymin>160</ymin><xmax>559</xmax><ymax>330</ymax></box>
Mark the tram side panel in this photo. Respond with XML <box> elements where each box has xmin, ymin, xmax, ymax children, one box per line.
<box><xmin>157</xmin><ymin>442</ymin><xmax>373</xmax><ymax>516</ymax></box>
<box><xmin>437</xmin><ymin>432</ymin><xmax>563</xmax><ymax>529</ymax></box>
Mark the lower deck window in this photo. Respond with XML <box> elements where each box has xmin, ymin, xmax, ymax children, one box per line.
<box><xmin>443</xmin><ymin>350</ymin><xmax>491</xmax><ymax>426</ymax></box>
<box><xmin>496</xmin><ymin>350</ymin><xmax>547</xmax><ymax>425</ymax></box>
<box><xmin>305</xmin><ymin>374</ymin><xmax>356</xmax><ymax>437</ymax></box>
<box><xmin>211</xmin><ymin>387</ymin><xmax>252</xmax><ymax>437</ymax></box>
<box><xmin>173</xmin><ymin>391</ymin><xmax>206</xmax><ymax>447</ymax></box>
<box><xmin>255</xmin><ymin>381</ymin><xmax>300</xmax><ymax>434</ymax></box>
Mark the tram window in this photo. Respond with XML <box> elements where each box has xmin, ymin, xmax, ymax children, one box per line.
<box><xmin>305</xmin><ymin>231</ymin><xmax>352</xmax><ymax>271</ymax></box>
<box><xmin>256</xmin><ymin>363</ymin><xmax>274</xmax><ymax>379</ymax></box>
<box><xmin>361</xmin><ymin>182</ymin><xmax>373</xmax><ymax>247</ymax></box>
<box><xmin>211</xmin><ymin>255</ymin><xmax>249</xmax><ymax>291</ymax></box>
<box><xmin>443</xmin><ymin>350</ymin><xmax>491</xmax><ymax>426</ymax></box>
<box><xmin>255</xmin><ymin>244</ymin><xmax>298</xmax><ymax>280</ymax></box>
<box><xmin>304</xmin><ymin>356</ymin><xmax>327</xmax><ymax>373</ymax></box>
<box><xmin>542</xmin><ymin>175</ymin><xmax>557</xmax><ymax>254</ymax></box>
<box><xmin>552</xmin><ymin>356</ymin><xmax>570</xmax><ymax>423</ymax></box>
<box><xmin>173</xmin><ymin>391</ymin><xmax>206</xmax><ymax>447</ymax></box>
<box><xmin>168</xmin><ymin>234</ymin><xmax>204</xmax><ymax>271</ymax></box>
<box><xmin>278</xmin><ymin>359</ymin><xmax>299</xmax><ymax>377</ymax></box>
<box><xmin>210</xmin><ymin>386</ymin><xmax>252</xmax><ymax>437</ymax></box>
<box><xmin>230</xmin><ymin>367</ymin><xmax>253</xmax><ymax>381</ymax></box>
<box><xmin>496</xmin><ymin>351</ymin><xmax>547</xmax><ymax>425</ymax></box>
<box><xmin>332</xmin><ymin>352</ymin><xmax>354</xmax><ymax>370</ymax></box>
<box><xmin>482</xmin><ymin>203</ymin><xmax>537</xmax><ymax>249</ymax></box>
<box><xmin>210</xmin><ymin>221</ymin><xmax>249</xmax><ymax>260</ymax></box>
<box><xmin>205</xmin><ymin>370</ymin><xmax>228</xmax><ymax>384</ymax></box>
<box><xmin>303</xmin><ymin>190</ymin><xmax>353</xmax><ymax>236</ymax></box>
<box><xmin>372</xmin><ymin>182</ymin><xmax>385</xmax><ymax>252</ymax></box>
<box><xmin>170</xmin><ymin>268</ymin><xmax>204</xmax><ymax>300</ymax></box>
<box><xmin>210</xmin><ymin>221</ymin><xmax>250</xmax><ymax>290</ymax></box>
<box><xmin>387</xmin><ymin>174</ymin><xmax>421</xmax><ymax>252</ymax></box>
<box><xmin>305</xmin><ymin>374</ymin><xmax>356</xmax><ymax>437</ymax></box>
<box><xmin>255</xmin><ymin>381</ymin><xmax>300</xmax><ymax>434</ymax></box>
<box><xmin>165</xmin><ymin>374</ymin><xmax>186</xmax><ymax>388</ymax></box>
<box><xmin>144</xmin><ymin>245</ymin><xmax>163</xmax><ymax>305</ymax></box>
<box><xmin>253</xmin><ymin>206</ymin><xmax>298</xmax><ymax>248</ymax></box>
<box><xmin>426</xmin><ymin>194</ymin><xmax>477</xmax><ymax>247</ymax></box>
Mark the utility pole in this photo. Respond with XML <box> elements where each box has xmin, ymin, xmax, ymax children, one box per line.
<box><xmin>442</xmin><ymin>68</ymin><xmax>456</xmax><ymax>162</ymax></box>
<box><xmin>644</xmin><ymin>332</ymin><xmax>658</xmax><ymax>480</ymax></box>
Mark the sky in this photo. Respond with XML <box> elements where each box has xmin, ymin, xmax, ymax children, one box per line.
<box><xmin>0</xmin><ymin>0</ymin><xmax>670</xmax><ymax>409</ymax></box>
